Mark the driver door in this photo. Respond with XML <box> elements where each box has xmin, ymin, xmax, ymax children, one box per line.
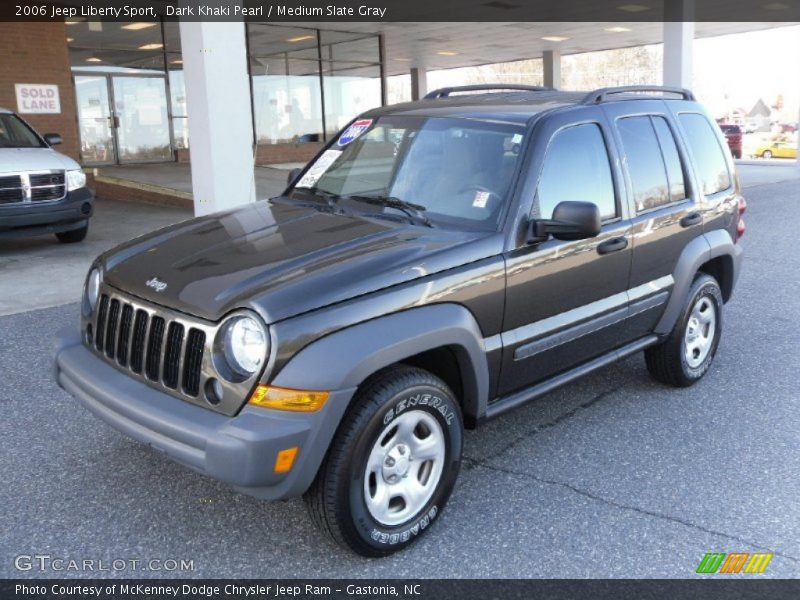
<box><xmin>499</xmin><ymin>113</ymin><xmax>633</xmax><ymax>396</ymax></box>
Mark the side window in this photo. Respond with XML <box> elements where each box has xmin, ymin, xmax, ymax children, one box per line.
<box><xmin>617</xmin><ymin>115</ymin><xmax>687</xmax><ymax>212</ymax></box>
<box><xmin>652</xmin><ymin>117</ymin><xmax>687</xmax><ymax>203</ymax></box>
<box><xmin>678</xmin><ymin>113</ymin><xmax>732</xmax><ymax>195</ymax></box>
<box><xmin>536</xmin><ymin>123</ymin><xmax>616</xmax><ymax>220</ymax></box>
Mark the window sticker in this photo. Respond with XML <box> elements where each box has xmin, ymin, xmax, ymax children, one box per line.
<box><xmin>472</xmin><ymin>190</ymin><xmax>491</xmax><ymax>208</ymax></box>
<box><xmin>295</xmin><ymin>149</ymin><xmax>343</xmax><ymax>188</ymax></box>
<box><xmin>337</xmin><ymin>119</ymin><xmax>373</xmax><ymax>146</ymax></box>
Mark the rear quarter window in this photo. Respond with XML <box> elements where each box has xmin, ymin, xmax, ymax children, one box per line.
<box><xmin>678</xmin><ymin>113</ymin><xmax>732</xmax><ymax>195</ymax></box>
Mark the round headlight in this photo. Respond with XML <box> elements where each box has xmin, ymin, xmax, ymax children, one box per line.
<box><xmin>220</xmin><ymin>314</ymin><xmax>268</xmax><ymax>378</ymax></box>
<box><xmin>86</xmin><ymin>268</ymin><xmax>101</xmax><ymax>311</ymax></box>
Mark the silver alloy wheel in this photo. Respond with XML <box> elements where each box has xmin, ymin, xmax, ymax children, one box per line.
<box><xmin>683</xmin><ymin>295</ymin><xmax>716</xmax><ymax>368</ymax></box>
<box><xmin>363</xmin><ymin>410</ymin><xmax>446</xmax><ymax>526</ymax></box>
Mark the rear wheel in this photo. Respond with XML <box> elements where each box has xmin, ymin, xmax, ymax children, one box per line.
<box><xmin>55</xmin><ymin>223</ymin><xmax>88</xmax><ymax>243</ymax></box>
<box><xmin>762</xmin><ymin>150</ymin><xmax>773</xmax><ymax>159</ymax></box>
<box><xmin>304</xmin><ymin>365</ymin><xmax>463</xmax><ymax>556</ymax></box>
<box><xmin>645</xmin><ymin>274</ymin><xmax>723</xmax><ymax>387</ymax></box>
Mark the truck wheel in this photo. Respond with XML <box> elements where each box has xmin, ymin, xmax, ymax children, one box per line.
<box><xmin>304</xmin><ymin>365</ymin><xmax>463</xmax><ymax>556</ymax></box>
<box><xmin>55</xmin><ymin>223</ymin><xmax>88</xmax><ymax>243</ymax></box>
<box><xmin>645</xmin><ymin>273</ymin><xmax>723</xmax><ymax>387</ymax></box>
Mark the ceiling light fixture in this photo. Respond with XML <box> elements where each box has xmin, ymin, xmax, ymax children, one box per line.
<box><xmin>86</xmin><ymin>57</ymin><xmax>102</xmax><ymax>63</ymax></box>
<box><xmin>66</xmin><ymin>37</ymin><xmax>74</xmax><ymax>43</ymax></box>
<box><xmin>605</xmin><ymin>26</ymin><xmax>632</xmax><ymax>32</ymax></box>
<box><xmin>286</xmin><ymin>35</ymin><xmax>314</xmax><ymax>42</ymax></box>
<box><xmin>542</xmin><ymin>36</ymin><xmax>570</xmax><ymax>42</ymax></box>
<box><xmin>138</xmin><ymin>43</ymin><xmax>163</xmax><ymax>50</ymax></box>
<box><xmin>437</xmin><ymin>51</ymin><xmax>459</xmax><ymax>56</ymax></box>
<box><xmin>122</xmin><ymin>22</ymin><xmax>157</xmax><ymax>30</ymax></box>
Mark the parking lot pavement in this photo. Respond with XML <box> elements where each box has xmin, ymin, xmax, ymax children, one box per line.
<box><xmin>1</xmin><ymin>178</ymin><xmax>799</xmax><ymax>579</ymax></box>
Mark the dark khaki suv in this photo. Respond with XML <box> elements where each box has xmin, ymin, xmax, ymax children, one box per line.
<box><xmin>55</xmin><ymin>84</ymin><xmax>744</xmax><ymax>556</ymax></box>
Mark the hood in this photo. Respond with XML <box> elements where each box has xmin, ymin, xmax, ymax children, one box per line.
<box><xmin>0</xmin><ymin>147</ymin><xmax>80</xmax><ymax>173</ymax></box>
<box><xmin>102</xmin><ymin>199</ymin><xmax>501</xmax><ymax>323</ymax></box>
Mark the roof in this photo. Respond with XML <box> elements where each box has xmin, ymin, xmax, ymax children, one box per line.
<box><xmin>0</xmin><ymin>107</ymin><xmax>12</xmax><ymax>114</ymax></box>
<box><xmin>367</xmin><ymin>90</ymin><xmax>589</xmax><ymax>124</ymax></box>
<box><xmin>367</xmin><ymin>88</ymin><xmax>695</xmax><ymax>124</ymax></box>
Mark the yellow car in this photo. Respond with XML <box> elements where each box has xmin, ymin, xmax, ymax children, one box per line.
<box><xmin>755</xmin><ymin>141</ymin><xmax>798</xmax><ymax>159</ymax></box>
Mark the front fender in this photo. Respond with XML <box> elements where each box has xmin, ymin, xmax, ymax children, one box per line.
<box><xmin>271</xmin><ymin>303</ymin><xmax>491</xmax><ymax>423</ymax></box>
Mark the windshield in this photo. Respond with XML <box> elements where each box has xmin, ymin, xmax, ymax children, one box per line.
<box><xmin>0</xmin><ymin>114</ymin><xmax>45</xmax><ymax>148</ymax></box>
<box><xmin>289</xmin><ymin>116</ymin><xmax>526</xmax><ymax>230</ymax></box>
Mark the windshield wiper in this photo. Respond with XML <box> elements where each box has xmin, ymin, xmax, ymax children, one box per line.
<box><xmin>345</xmin><ymin>194</ymin><xmax>433</xmax><ymax>227</ymax></box>
<box><xmin>294</xmin><ymin>186</ymin><xmax>348</xmax><ymax>214</ymax></box>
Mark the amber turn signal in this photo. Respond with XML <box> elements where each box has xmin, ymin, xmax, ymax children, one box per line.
<box><xmin>248</xmin><ymin>385</ymin><xmax>330</xmax><ymax>412</ymax></box>
<box><xmin>274</xmin><ymin>447</ymin><xmax>299</xmax><ymax>474</ymax></box>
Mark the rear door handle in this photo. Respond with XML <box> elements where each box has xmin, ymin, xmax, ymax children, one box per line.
<box><xmin>597</xmin><ymin>236</ymin><xmax>628</xmax><ymax>255</ymax></box>
<box><xmin>680</xmin><ymin>212</ymin><xmax>702</xmax><ymax>228</ymax></box>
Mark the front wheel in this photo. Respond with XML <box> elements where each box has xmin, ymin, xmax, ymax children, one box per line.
<box><xmin>762</xmin><ymin>150</ymin><xmax>773</xmax><ymax>159</ymax></box>
<box><xmin>304</xmin><ymin>366</ymin><xmax>463</xmax><ymax>556</ymax></box>
<box><xmin>645</xmin><ymin>274</ymin><xmax>723</xmax><ymax>387</ymax></box>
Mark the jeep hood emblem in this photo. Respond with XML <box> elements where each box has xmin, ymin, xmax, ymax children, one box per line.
<box><xmin>145</xmin><ymin>277</ymin><xmax>168</xmax><ymax>292</ymax></box>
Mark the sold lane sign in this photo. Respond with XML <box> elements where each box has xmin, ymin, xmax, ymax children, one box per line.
<box><xmin>15</xmin><ymin>84</ymin><xmax>61</xmax><ymax>114</ymax></box>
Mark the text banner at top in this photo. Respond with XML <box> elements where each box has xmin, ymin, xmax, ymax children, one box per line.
<box><xmin>4</xmin><ymin>0</ymin><xmax>800</xmax><ymax>22</ymax></box>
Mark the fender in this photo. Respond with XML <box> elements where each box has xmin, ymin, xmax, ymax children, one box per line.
<box><xmin>271</xmin><ymin>303</ymin><xmax>491</xmax><ymax>423</ymax></box>
<box><xmin>655</xmin><ymin>229</ymin><xmax>741</xmax><ymax>335</ymax></box>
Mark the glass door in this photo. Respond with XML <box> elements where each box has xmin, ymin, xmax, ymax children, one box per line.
<box><xmin>74</xmin><ymin>75</ymin><xmax>115</xmax><ymax>165</ymax></box>
<box><xmin>111</xmin><ymin>76</ymin><xmax>173</xmax><ymax>163</ymax></box>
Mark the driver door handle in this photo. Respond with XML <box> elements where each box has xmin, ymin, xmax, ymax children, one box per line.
<box><xmin>597</xmin><ymin>236</ymin><xmax>628</xmax><ymax>255</ymax></box>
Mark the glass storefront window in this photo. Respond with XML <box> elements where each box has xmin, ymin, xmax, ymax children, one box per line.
<box><xmin>322</xmin><ymin>62</ymin><xmax>382</xmax><ymax>137</ymax></box>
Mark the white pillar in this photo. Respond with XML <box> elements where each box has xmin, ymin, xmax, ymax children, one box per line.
<box><xmin>543</xmin><ymin>50</ymin><xmax>561</xmax><ymax>89</ymax></box>
<box><xmin>410</xmin><ymin>67</ymin><xmax>428</xmax><ymax>101</ymax></box>
<box><xmin>179</xmin><ymin>15</ymin><xmax>255</xmax><ymax>216</ymax></box>
<box><xmin>662</xmin><ymin>0</ymin><xmax>695</xmax><ymax>89</ymax></box>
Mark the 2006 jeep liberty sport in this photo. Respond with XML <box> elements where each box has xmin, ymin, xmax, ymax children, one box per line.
<box><xmin>55</xmin><ymin>85</ymin><xmax>744</xmax><ymax>556</ymax></box>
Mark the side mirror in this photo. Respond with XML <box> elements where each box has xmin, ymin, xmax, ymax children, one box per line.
<box><xmin>43</xmin><ymin>133</ymin><xmax>62</xmax><ymax>146</ymax></box>
<box><xmin>528</xmin><ymin>201</ymin><xmax>601</xmax><ymax>243</ymax></box>
<box><xmin>286</xmin><ymin>167</ymin><xmax>303</xmax><ymax>187</ymax></box>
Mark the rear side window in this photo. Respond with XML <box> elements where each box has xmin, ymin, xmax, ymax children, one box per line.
<box><xmin>617</xmin><ymin>115</ymin><xmax>687</xmax><ymax>212</ymax></box>
<box><xmin>678</xmin><ymin>113</ymin><xmax>732</xmax><ymax>195</ymax></box>
<box><xmin>536</xmin><ymin>123</ymin><xmax>616</xmax><ymax>220</ymax></box>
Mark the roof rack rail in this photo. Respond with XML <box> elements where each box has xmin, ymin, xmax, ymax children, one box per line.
<box><xmin>582</xmin><ymin>85</ymin><xmax>695</xmax><ymax>104</ymax></box>
<box><xmin>423</xmin><ymin>84</ymin><xmax>552</xmax><ymax>100</ymax></box>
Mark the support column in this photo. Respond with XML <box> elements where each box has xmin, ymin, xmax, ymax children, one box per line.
<box><xmin>543</xmin><ymin>50</ymin><xmax>561</xmax><ymax>89</ymax></box>
<box><xmin>663</xmin><ymin>0</ymin><xmax>695</xmax><ymax>89</ymax></box>
<box><xmin>179</xmin><ymin>12</ymin><xmax>255</xmax><ymax>216</ymax></box>
<box><xmin>410</xmin><ymin>67</ymin><xmax>428</xmax><ymax>101</ymax></box>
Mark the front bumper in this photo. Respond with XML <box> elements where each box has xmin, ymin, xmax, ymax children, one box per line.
<box><xmin>0</xmin><ymin>187</ymin><xmax>94</xmax><ymax>238</ymax></box>
<box><xmin>54</xmin><ymin>328</ymin><xmax>355</xmax><ymax>500</ymax></box>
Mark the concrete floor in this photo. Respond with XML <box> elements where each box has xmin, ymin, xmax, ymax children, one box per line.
<box><xmin>0</xmin><ymin>162</ymin><xmax>797</xmax><ymax>317</ymax></box>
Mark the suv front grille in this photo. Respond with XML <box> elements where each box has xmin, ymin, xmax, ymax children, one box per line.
<box><xmin>90</xmin><ymin>287</ymin><xmax>208</xmax><ymax>401</ymax></box>
<box><xmin>0</xmin><ymin>170</ymin><xmax>66</xmax><ymax>205</ymax></box>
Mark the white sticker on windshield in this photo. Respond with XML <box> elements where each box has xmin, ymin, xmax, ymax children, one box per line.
<box><xmin>295</xmin><ymin>149</ymin><xmax>343</xmax><ymax>189</ymax></box>
<box><xmin>472</xmin><ymin>191</ymin><xmax>490</xmax><ymax>208</ymax></box>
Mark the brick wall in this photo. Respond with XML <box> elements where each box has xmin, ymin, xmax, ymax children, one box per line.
<box><xmin>0</xmin><ymin>22</ymin><xmax>79</xmax><ymax>161</ymax></box>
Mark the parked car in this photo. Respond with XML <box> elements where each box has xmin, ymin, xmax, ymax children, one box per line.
<box><xmin>755</xmin><ymin>140</ymin><xmax>798</xmax><ymax>159</ymax></box>
<box><xmin>0</xmin><ymin>108</ymin><xmax>93</xmax><ymax>242</ymax></box>
<box><xmin>55</xmin><ymin>84</ymin><xmax>744</xmax><ymax>556</ymax></box>
<box><xmin>718</xmin><ymin>123</ymin><xmax>742</xmax><ymax>159</ymax></box>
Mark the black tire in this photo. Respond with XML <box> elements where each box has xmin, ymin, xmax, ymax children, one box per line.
<box><xmin>732</xmin><ymin>150</ymin><xmax>742</xmax><ymax>159</ymax></box>
<box><xmin>304</xmin><ymin>365</ymin><xmax>463</xmax><ymax>557</ymax></box>
<box><xmin>762</xmin><ymin>150</ymin><xmax>773</xmax><ymax>159</ymax></box>
<box><xmin>645</xmin><ymin>273</ymin><xmax>723</xmax><ymax>387</ymax></box>
<box><xmin>55</xmin><ymin>223</ymin><xmax>88</xmax><ymax>243</ymax></box>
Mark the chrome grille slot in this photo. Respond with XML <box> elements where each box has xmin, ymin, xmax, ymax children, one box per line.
<box><xmin>130</xmin><ymin>309</ymin><xmax>148</xmax><ymax>374</ymax></box>
<box><xmin>162</xmin><ymin>322</ymin><xmax>185</xmax><ymax>389</ymax></box>
<box><xmin>0</xmin><ymin>171</ymin><xmax>66</xmax><ymax>205</ymax></box>
<box><xmin>145</xmin><ymin>316</ymin><xmax>166</xmax><ymax>381</ymax></box>
<box><xmin>104</xmin><ymin>299</ymin><xmax>121</xmax><ymax>359</ymax></box>
<box><xmin>182</xmin><ymin>329</ymin><xmax>206</xmax><ymax>397</ymax></box>
<box><xmin>95</xmin><ymin>295</ymin><xmax>109</xmax><ymax>352</ymax></box>
<box><xmin>116</xmin><ymin>304</ymin><xmax>134</xmax><ymax>367</ymax></box>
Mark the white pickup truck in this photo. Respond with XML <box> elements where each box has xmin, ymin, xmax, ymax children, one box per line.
<box><xmin>0</xmin><ymin>107</ymin><xmax>93</xmax><ymax>242</ymax></box>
